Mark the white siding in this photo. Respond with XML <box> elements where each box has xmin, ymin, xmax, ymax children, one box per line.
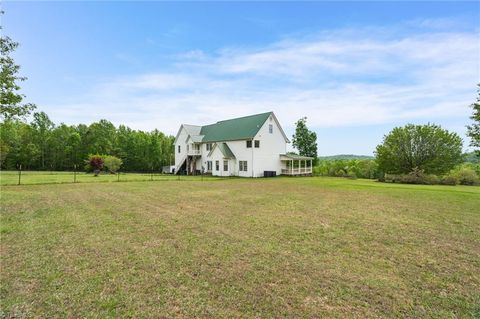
<box><xmin>175</xmin><ymin>113</ymin><xmax>288</xmax><ymax>177</ymax></box>
<box><xmin>251</xmin><ymin>115</ymin><xmax>287</xmax><ymax>177</ymax></box>
<box><xmin>174</xmin><ymin>127</ymin><xmax>188</xmax><ymax>168</ymax></box>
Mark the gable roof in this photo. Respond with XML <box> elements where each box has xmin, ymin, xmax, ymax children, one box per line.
<box><xmin>208</xmin><ymin>142</ymin><xmax>236</xmax><ymax>159</ymax></box>
<box><xmin>217</xmin><ymin>143</ymin><xmax>236</xmax><ymax>159</ymax></box>
<box><xmin>200</xmin><ymin>112</ymin><xmax>272</xmax><ymax>143</ymax></box>
<box><xmin>177</xmin><ymin>111</ymin><xmax>289</xmax><ymax>144</ymax></box>
<box><xmin>183</xmin><ymin>124</ymin><xmax>202</xmax><ymax>136</ymax></box>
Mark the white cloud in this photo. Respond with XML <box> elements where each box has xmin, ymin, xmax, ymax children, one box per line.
<box><xmin>47</xmin><ymin>22</ymin><xmax>480</xmax><ymax>144</ymax></box>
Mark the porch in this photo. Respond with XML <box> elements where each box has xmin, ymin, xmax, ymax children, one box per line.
<box><xmin>280</xmin><ymin>154</ymin><xmax>314</xmax><ymax>176</ymax></box>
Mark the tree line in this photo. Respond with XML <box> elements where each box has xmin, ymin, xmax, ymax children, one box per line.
<box><xmin>0</xmin><ymin>113</ymin><xmax>175</xmax><ymax>172</ymax></box>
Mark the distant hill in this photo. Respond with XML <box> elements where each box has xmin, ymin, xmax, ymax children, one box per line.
<box><xmin>464</xmin><ymin>152</ymin><xmax>479</xmax><ymax>163</ymax></box>
<box><xmin>318</xmin><ymin>154</ymin><xmax>374</xmax><ymax>161</ymax></box>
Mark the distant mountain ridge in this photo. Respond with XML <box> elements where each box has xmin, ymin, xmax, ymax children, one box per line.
<box><xmin>318</xmin><ymin>154</ymin><xmax>374</xmax><ymax>160</ymax></box>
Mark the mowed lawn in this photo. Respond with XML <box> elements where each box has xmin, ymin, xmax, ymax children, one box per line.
<box><xmin>0</xmin><ymin>171</ymin><xmax>216</xmax><ymax>186</ymax></box>
<box><xmin>1</xmin><ymin>178</ymin><xmax>479</xmax><ymax>318</ymax></box>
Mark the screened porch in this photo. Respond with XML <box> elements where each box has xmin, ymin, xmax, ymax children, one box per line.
<box><xmin>280</xmin><ymin>154</ymin><xmax>314</xmax><ymax>176</ymax></box>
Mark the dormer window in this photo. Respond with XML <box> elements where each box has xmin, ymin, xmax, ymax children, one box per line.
<box><xmin>269</xmin><ymin>124</ymin><xmax>273</xmax><ymax>134</ymax></box>
<box><xmin>246</xmin><ymin>140</ymin><xmax>252</xmax><ymax>148</ymax></box>
<box><xmin>178</xmin><ymin>145</ymin><xmax>181</xmax><ymax>153</ymax></box>
<box><xmin>254</xmin><ymin>140</ymin><xmax>260</xmax><ymax>148</ymax></box>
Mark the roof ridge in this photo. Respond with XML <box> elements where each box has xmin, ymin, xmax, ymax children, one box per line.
<box><xmin>215</xmin><ymin>111</ymin><xmax>272</xmax><ymax>124</ymax></box>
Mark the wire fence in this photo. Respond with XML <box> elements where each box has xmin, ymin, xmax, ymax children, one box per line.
<box><xmin>0</xmin><ymin>170</ymin><xmax>226</xmax><ymax>186</ymax></box>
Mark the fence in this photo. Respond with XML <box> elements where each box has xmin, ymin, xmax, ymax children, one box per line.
<box><xmin>0</xmin><ymin>170</ymin><xmax>222</xmax><ymax>186</ymax></box>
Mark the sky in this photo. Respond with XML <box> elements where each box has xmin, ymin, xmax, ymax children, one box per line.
<box><xmin>2</xmin><ymin>1</ymin><xmax>480</xmax><ymax>156</ymax></box>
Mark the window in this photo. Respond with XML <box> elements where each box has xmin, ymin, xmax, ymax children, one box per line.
<box><xmin>207</xmin><ymin>161</ymin><xmax>212</xmax><ymax>171</ymax></box>
<box><xmin>254</xmin><ymin>140</ymin><xmax>260</xmax><ymax>148</ymax></box>
<box><xmin>178</xmin><ymin>145</ymin><xmax>181</xmax><ymax>153</ymax></box>
<box><xmin>206</xmin><ymin>143</ymin><xmax>212</xmax><ymax>151</ymax></box>
<box><xmin>187</xmin><ymin>144</ymin><xmax>189</xmax><ymax>151</ymax></box>
<box><xmin>223</xmin><ymin>160</ymin><xmax>228</xmax><ymax>171</ymax></box>
<box><xmin>215</xmin><ymin>161</ymin><xmax>219</xmax><ymax>171</ymax></box>
<box><xmin>269</xmin><ymin>124</ymin><xmax>273</xmax><ymax>134</ymax></box>
<box><xmin>239</xmin><ymin>161</ymin><xmax>248</xmax><ymax>172</ymax></box>
<box><xmin>246</xmin><ymin>140</ymin><xmax>252</xmax><ymax>148</ymax></box>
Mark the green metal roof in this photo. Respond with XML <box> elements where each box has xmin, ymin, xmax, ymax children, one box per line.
<box><xmin>217</xmin><ymin>143</ymin><xmax>236</xmax><ymax>159</ymax></box>
<box><xmin>207</xmin><ymin>142</ymin><xmax>236</xmax><ymax>159</ymax></box>
<box><xmin>200</xmin><ymin>112</ymin><xmax>272</xmax><ymax>142</ymax></box>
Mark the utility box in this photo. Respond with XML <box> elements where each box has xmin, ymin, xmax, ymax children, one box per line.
<box><xmin>263</xmin><ymin>171</ymin><xmax>277</xmax><ymax>177</ymax></box>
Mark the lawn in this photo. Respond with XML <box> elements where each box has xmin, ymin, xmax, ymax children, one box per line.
<box><xmin>1</xmin><ymin>177</ymin><xmax>479</xmax><ymax>318</ymax></box>
<box><xmin>0</xmin><ymin>171</ymin><xmax>219</xmax><ymax>186</ymax></box>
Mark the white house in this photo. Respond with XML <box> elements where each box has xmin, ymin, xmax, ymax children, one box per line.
<box><xmin>174</xmin><ymin>112</ymin><xmax>313</xmax><ymax>177</ymax></box>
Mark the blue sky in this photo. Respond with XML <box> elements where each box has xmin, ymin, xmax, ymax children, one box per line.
<box><xmin>3</xmin><ymin>1</ymin><xmax>479</xmax><ymax>155</ymax></box>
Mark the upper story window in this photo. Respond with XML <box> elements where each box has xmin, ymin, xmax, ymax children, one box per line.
<box><xmin>246</xmin><ymin>140</ymin><xmax>252</xmax><ymax>148</ymax></box>
<box><xmin>269</xmin><ymin>124</ymin><xmax>273</xmax><ymax>134</ymax></box>
<box><xmin>206</xmin><ymin>143</ymin><xmax>212</xmax><ymax>151</ymax></box>
<box><xmin>254</xmin><ymin>140</ymin><xmax>260</xmax><ymax>148</ymax></box>
<box><xmin>178</xmin><ymin>145</ymin><xmax>181</xmax><ymax>153</ymax></box>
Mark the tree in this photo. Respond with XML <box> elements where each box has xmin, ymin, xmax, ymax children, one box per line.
<box><xmin>292</xmin><ymin>117</ymin><xmax>318</xmax><ymax>163</ymax></box>
<box><xmin>0</xmin><ymin>19</ymin><xmax>36</xmax><ymax>119</ymax></box>
<box><xmin>87</xmin><ymin>155</ymin><xmax>104</xmax><ymax>176</ymax></box>
<box><xmin>375</xmin><ymin>124</ymin><xmax>463</xmax><ymax>175</ymax></box>
<box><xmin>103</xmin><ymin>155</ymin><xmax>122</xmax><ymax>173</ymax></box>
<box><xmin>32</xmin><ymin>111</ymin><xmax>54</xmax><ymax>169</ymax></box>
<box><xmin>466</xmin><ymin>84</ymin><xmax>480</xmax><ymax>156</ymax></box>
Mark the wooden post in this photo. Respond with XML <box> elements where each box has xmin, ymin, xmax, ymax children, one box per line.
<box><xmin>18</xmin><ymin>164</ymin><xmax>22</xmax><ymax>185</ymax></box>
<box><xmin>117</xmin><ymin>172</ymin><xmax>120</xmax><ymax>182</ymax></box>
<box><xmin>74</xmin><ymin>164</ymin><xmax>77</xmax><ymax>183</ymax></box>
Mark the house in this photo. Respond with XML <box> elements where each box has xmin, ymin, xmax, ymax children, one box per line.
<box><xmin>174</xmin><ymin>111</ymin><xmax>313</xmax><ymax>177</ymax></box>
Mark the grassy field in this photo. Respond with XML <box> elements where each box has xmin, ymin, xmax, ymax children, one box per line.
<box><xmin>0</xmin><ymin>171</ymin><xmax>219</xmax><ymax>186</ymax></box>
<box><xmin>1</xmin><ymin>177</ymin><xmax>479</xmax><ymax>318</ymax></box>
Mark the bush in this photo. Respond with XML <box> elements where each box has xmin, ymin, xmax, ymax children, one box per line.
<box><xmin>103</xmin><ymin>155</ymin><xmax>123</xmax><ymax>173</ymax></box>
<box><xmin>387</xmin><ymin>168</ymin><xmax>440</xmax><ymax>185</ymax></box>
<box><xmin>454</xmin><ymin>167</ymin><xmax>480</xmax><ymax>185</ymax></box>
<box><xmin>86</xmin><ymin>154</ymin><xmax>104</xmax><ymax>176</ymax></box>
<box><xmin>314</xmin><ymin>159</ymin><xmax>380</xmax><ymax>179</ymax></box>
<box><xmin>441</xmin><ymin>175</ymin><xmax>458</xmax><ymax>185</ymax></box>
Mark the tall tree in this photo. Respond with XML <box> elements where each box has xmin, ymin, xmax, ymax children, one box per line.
<box><xmin>466</xmin><ymin>84</ymin><xmax>480</xmax><ymax>156</ymax></box>
<box><xmin>0</xmin><ymin>111</ymin><xmax>175</xmax><ymax>171</ymax></box>
<box><xmin>292</xmin><ymin>117</ymin><xmax>318</xmax><ymax>162</ymax></box>
<box><xmin>375</xmin><ymin>123</ymin><xmax>463</xmax><ymax>175</ymax></box>
<box><xmin>0</xmin><ymin>18</ymin><xmax>36</xmax><ymax>119</ymax></box>
<box><xmin>32</xmin><ymin>111</ymin><xmax>54</xmax><ymax>169</ymax></box>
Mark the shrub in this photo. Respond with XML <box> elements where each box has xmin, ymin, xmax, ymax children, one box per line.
<box><xmin>441</xmin><ymin>175</ymin><xmax>458</xmax><ymax>185</ymax></box>
<box><xmin>424</xmin><ymin>174</ymin><xmax>441</xmax><ymax>185</ymax></box>
<box><xmin>387</xmin><ymin>168</ymin><xmax>440</xmax><ymax>185</ymax></box>
<box><xmin>454</xmin><ymin>167</ymin><xmax>480</xmax><ymax>185</ymax></box>
<box><xmin>86</xmin><ymin>155</ymin><xmax>104</xmax><ymax>176</ymax></box>
<box><xmin>103</xmin><ymin>155</ymin><xmax>123</xmax><ymax>173</ymax></box>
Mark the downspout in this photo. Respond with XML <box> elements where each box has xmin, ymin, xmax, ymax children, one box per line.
<box><xmin>251</xmin><ymin>139</ymin><xmax>254</xmax><ymax>178</ymax></box>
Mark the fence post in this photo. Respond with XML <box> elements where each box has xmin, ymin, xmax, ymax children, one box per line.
<box><xmin>18</xmin><ymin>164</ymin><xmax>22</xmax><ymax>185</ymax></box>
<box><xmin>117</xmin><ymin>172</ymin><xmax>120</xmax><ymax>182</ymax></box>
<box><xmin>73</xmin><ymin>164</ymin><xmax>77</xmax><ymax>183</ymax></box>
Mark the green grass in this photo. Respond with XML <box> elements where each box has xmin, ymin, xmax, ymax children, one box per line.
<box><xmin>1</xmin><ymin>177</ymin><xmax>479</xmax><ymax>318</ymax></box>
<box><xmin>0</xmin><ymin>170</ymin><xmax>221</xmax><ymax>185</ymax></box>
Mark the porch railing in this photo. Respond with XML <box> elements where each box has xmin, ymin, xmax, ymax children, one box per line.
<box><xmin>187</xmin><ymin>149</ymin><xmax>201</xmax><ymax>155</ymax></box>
<box><xmin>281</xmin><ymin>167</ymin><xmax>312</xmax><ymax>175</ymax></box>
